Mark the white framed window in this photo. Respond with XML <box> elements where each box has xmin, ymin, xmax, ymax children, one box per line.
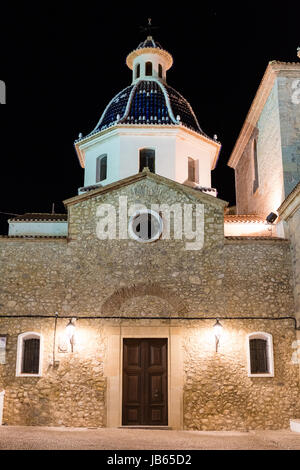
<box><xmin>0</xmin><ymin>335</ymin><xmax>7</xmax><ymax>364</ymax></box>
<box><xmin>246</xmin><ymin>332</ymin><xmax>274</xmax><ymax>377</ymax></box>
<box><xmin>96</xmin><ymin>154</ymin><xmax>107</xmax><ymax>183</ymax></box>
<box><xmin>128</xmin><ymin>209</ymin><xmax>163</xmax><ymax>244</ymax></box>
<box><xmin>135</xmin><ymin>63</ymin><xmax>141</xmax><ymax>79</ymax></box>
<box><xmin>145</xmin><ymin>61</ymin><xmax>153</xmax><ymax>76</ymax></box>
<box><xmin>252</xmin><ymin>139</ymin><xmax>259</xmax><ymax>193</ymax></box>
<box><xmin>158</xmin><ymin>64</ymin><xmax>163</xmax><ymax>78</ymax></box>
<box><xmin>16</xmin><ymin>332</ymin><xmax>43</xmax><ymax>377</ymax></box>
<box><xmin>188</xmin><ymin>157</ymin><xmax>199</xmax><ymax>183</ymax></box>
<box><xmin>139</xmin><ymin>148</ymin><xmax>155</xmax><ymax>173</ymax></box>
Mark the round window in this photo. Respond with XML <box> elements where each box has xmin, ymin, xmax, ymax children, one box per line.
<box><xmin>128</xmin><ymin>210</ymin><xmax>163</xmax><ymax>243</ymax></box>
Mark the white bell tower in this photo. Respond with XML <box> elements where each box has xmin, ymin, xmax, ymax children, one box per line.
<box><xmin>74</xmin><ymin>32</ymin><xmax>221</xmax><ymax>196</ymax></box>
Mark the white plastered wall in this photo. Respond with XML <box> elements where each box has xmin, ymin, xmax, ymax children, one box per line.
<box><xmin>83</xmin><ymin>133</ymin><xmax>120</xmax><ymax>187</ymax></box>
<box><xmin>80</xmin><ymin>127</ymin><xmax>216</xmax><ymax>189</ymax></box>
<box><xmin>8</xmin><ymin>222</ymin><xmax>68</xmax><ymax>237</ymax></box>
<box><xmin>175</xmin><ymin>132</ymin><xmax>215</xmax><ymax>187</ymax></box>
<box><xmin>132</xmin><ymin>53</ymin><xmax>168</xmax><ymax>83</ymax></box>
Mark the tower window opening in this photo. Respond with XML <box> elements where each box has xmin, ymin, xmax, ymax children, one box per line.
<box><xmin>139</xmin><ymin>148</ymin><xmax>155</xmax><ymax>173</ymax></box>
<box><xmin>136</xmin><ymin>64</ymin><xmax>140</xmax><ymax>79</ymax></box>
<box><xmin>253</xmin><ymin>139</ymin><xmax>259</xmax><ymax>193</ymax></box>
<box><xmin>96</xmin><ymin>154</ymin><xmax>107</xmax><ymax>182</ymax></box>
<box><xmin>145</xmin><ymin>62</ymin><xmax>153</xmax><ymax>76</ymax></box>
<box><xmin>188</xmin><ymin>157</ymin><xmax>198</xmax><ymax>183</ymax></box>
<box><xmin>158</xmin><ymin>64</ymin><xmax>163</xmax><ymax>78</ymax></box>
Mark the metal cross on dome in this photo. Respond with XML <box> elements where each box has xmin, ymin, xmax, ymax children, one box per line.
<box><xmin>139</xmin><ymin>18</ymin><xmax>159</xmax><ymax>36</ymax></box>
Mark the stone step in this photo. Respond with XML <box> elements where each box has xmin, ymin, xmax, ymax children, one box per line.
<box><xmin>119</xmin><ymin>426</ymin><xmax>172</xmax><ymax>430</ymax></box>
<box><xmin>290</xmin><ymin>419</ymin><xmax>300</xmax><ymax>433</ymax></box>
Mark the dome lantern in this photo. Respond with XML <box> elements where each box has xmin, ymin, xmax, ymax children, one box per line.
<box><xmin>74</xmin><ymin>32</ymin><xmax>221</xmax><ymax>195</ymax></box>
<box><xmin>126</xmin><ymin>35</ymin><xmax>173</xmax><ymax>84</ymax></box>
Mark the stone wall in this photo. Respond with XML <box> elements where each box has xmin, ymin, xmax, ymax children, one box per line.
<box><xmin>0</xmin><ymin>175</ymin><xmax>299</xmax><ymax>428</ymax></box>
<box><xmin>235</xmin><ymin>81</ymin><xmax>285</xmax><ymax>217</ymax></box>
<box><xmin>277</xmin><ymin>183</ymin><xmax>300</xmax><ymax>319</ymax></box>
<box><xmin>287</xmin><ymin>206</ymin><xmax>300</xmax><ymax>323</ymax></box>
<box><xmin>278</xmin><ymin>74</ymin><xmax>300</xmax><ymax>197</ymax></box>
<box><xmin>0</xmin><ymin>317</ymin><xmax>107</xmax><ymax>427</ymax></box>
<box><xmin>0</xmin><ymin>178</ymin><xmax>294</xmax><ymax>319</ymax></box>
<box><xmin>1</xmin><ymin>317</ymin><xmax>299</xmax><ymax>430</ymax></box>
<box><xmin>234</xmin><ymin>70</ymin><xmax>300</xmax><ymax>218</ymax></box>
<box><xmin>223</xmin><ymin>238</ymin><xmax>294</xmax><ymax>316</ymax></box>
<box><xmin>183</xmin><ymin>319</ymin><xmax>300</xmax><ymax>431</ymax></box>
<box><xmin>0</xmin><ymin>239</ymin><xmax>67</xmax><ymax>316</ymax></box>
<box><xmin>278</xmin><ymin>182</ymin><xmax>300</xmax><ymax>378</ymax></box>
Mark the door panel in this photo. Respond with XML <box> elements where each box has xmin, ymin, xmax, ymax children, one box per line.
<box><xmin>149</xmin><ymin>344</ymin><xmax>163</xmax><ymax>366</ymax></box>
<box><xmin>122</xmin><ymin>339</ymin><xmax>168</xmax><ymax>426</ymax></box>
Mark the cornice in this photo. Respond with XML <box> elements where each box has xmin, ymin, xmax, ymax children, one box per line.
<box><xmin>74</xmin><ymin>123</ymin><xmax>221</xmax><ymax>169</ymax></box>
<box><xmin>0</xmin><ymin>236</ymin><xmax>67</xmax><ymax>242</ymax></box>
<box><xmin>63</xmin><ymin>170</ymin><xmax>228</xmax><ymax>208</ymax></box>
<box><xmin>126</xmin><ymin>47</ymin><xmax>173</xmax><ymax>70</ymax></box>
<box><xmin>224</xmin><ymin>236</ymin><xmax>289</xmax><ymax>244</ymax></box>
<box><xmin>224</xmin><ymin>215</ymin><xmax>265</xmax><ymax>224</ymax></box>
<box><xmin>278</xmin><ymin>182</ymin><xmax>300</xmax><ymax>220</ymax></box>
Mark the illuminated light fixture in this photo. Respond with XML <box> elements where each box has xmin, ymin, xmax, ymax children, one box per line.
<box><xmin>266</xmin><ymin>212</ymin><xmax>278</xmax><ymax>224</ymax></box>
<box><xmin>213</xmin><ymin>319</ymin><xmax>223</xmax><ymax>353</ymax></box>
<box><xmin>65</xmin><ymin>318</ymin><xmax>76</xmax><ymax>352</ymax></box>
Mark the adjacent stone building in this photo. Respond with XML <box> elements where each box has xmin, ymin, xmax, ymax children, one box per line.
<box><xmin>278</xmin><ymin>182</ymin><xmax>300</xmax><ymax>370</ymax></box>
<box><xmin>0</xmin><ymin>36</ymin><xmax>299</xmax><ymax>430</ymax></box>
<box><xmin>228</xmin><ymin>60</ymin><xmax>300</xmax><ymax>218</ymax></box>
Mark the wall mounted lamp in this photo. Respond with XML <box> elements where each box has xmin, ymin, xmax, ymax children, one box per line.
<box><xmin>65</xmin><ymin>318</ymin><xmax>77</xmax><ymax>352</ymax></box>
<box><xmin>213</xmin><ymin>319</ymin><xmax>223</xmax><ymax>353</ymax></box>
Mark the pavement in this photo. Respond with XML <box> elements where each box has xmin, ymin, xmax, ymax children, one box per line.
<box><xmin>0</xmin><ymin>426</ymin><xmax>300</xmax><ymax>450</ymax></box>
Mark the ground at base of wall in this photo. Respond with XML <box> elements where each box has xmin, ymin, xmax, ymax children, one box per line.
<box><xmin>0</xmin><ymin>426</ymin><xmax>299</xmax><ymax>450</ymax></box>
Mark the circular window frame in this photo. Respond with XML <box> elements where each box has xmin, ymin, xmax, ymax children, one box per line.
<box><xmin>128</xmin><ymin>209</ymin><xmax>163</xmax><ymax>244</ymax></box>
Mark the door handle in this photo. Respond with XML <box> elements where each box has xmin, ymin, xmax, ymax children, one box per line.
<box><xmin>154</xmin><ymin>389</ymin><xmax>159</xmax><ymax>398</ymax></box>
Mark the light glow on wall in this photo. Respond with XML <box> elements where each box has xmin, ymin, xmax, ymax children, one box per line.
<box><xmin>224</xmin><ymin>221</ymin><xmax>273</xmax><ymax>237</ymax></box>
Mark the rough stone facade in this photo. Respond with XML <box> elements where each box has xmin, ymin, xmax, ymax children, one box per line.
<box><xmin>233</xmin><ymin>65</ymin><xmax>300</xmax><ymax>218</ymax></box>
<box><xmin>0</xmin><ymin>317</ymin><xmax>106</xmax><ymax>426</ymax></box>
<box><xmin>0</xmin><ymin>173</ymin><xmax>299</xmax><ymax>429</ymax></box>
<box><xmin>278</xmin><ymin>182</ymin><xmax>300</xmax><ymax>347</ymax></box>
<box><xmin>278</xmin><ymin>75</ymin><xmax>300</xmax><ymax>196</ymax></box>
<box><xmin>183</xmin><ymin>319</ymin><xmax>299</xmax><ymax>431</ymax></box>
<box><xmin>235</xmin><ymin>82</ymin><xmax>284</xmax><ymax>217</ymax></box>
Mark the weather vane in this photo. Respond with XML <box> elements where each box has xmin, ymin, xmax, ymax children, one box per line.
<box><xmin>139</xmin><ymin>18</ymin><xmax>158</xmax><ymax>37</ymax></box>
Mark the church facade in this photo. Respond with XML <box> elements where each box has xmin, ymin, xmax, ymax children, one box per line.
<box><xmin>0</xmin><ymin>37</ymin><xmax>300</xmax><ymax>431</ymax></box>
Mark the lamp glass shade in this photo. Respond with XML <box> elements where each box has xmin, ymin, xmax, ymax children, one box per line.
<box><xmin>213</xmin><ymin>320</ymin><xmax>223</xmax><ymax>339</ymax></box>
<box><xmin>65</xmin><ymin>321</ymin><xmax>76</xmax><ymax>339</ymax></box>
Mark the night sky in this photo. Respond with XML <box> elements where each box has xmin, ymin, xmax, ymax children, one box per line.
<box><xmin>0</xmin><ymin>2</ymin><xmax>299</xmax><ymax>234</ymax></box>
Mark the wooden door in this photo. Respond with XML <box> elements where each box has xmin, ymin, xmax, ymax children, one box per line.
<box><xmin>122</xmin><ymin>338</ymin><xmax>168</xmax><ymax>426</ymax></box>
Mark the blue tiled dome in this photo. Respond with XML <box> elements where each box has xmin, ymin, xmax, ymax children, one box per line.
<box><xmin>87</xmin><ymin>80</ymin><xmax>209</xmax><ymax>138</ymax></box>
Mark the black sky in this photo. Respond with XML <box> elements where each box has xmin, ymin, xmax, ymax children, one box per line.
<box><xmin>0</xmin><ymin>1</ymin><xmax>299</xmax><ymax>234</ymax></box>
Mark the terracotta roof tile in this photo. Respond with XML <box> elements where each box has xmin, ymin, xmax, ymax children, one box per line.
<box><xmin>224</xmin><ymin>215</ymin><xmax>265</xmax><ymax>223</ymax></box>
<box><xmin>0</xmin><ymin>235</ymin><xmax>67</xmax><ymax>238</ymax></box>
<box><xmin>9</xmin><ymin>213</ymin><xmax>67</xmax><ymax>222</ymax></box>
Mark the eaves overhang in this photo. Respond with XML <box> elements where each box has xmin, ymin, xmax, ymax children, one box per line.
<box><xmin>74</xmin><ymin>123</ymin><xmax>221</xmax><ymax>169</ymax></box>
<box><xmin>63</xmin><ymin>170</ymin><xmax>228</xmax><ymax>209</ymax></box>
<box><xmin>126</xmin><ymin>47</ymin><xmax>173</xmax><ymax>70</ymax></box>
